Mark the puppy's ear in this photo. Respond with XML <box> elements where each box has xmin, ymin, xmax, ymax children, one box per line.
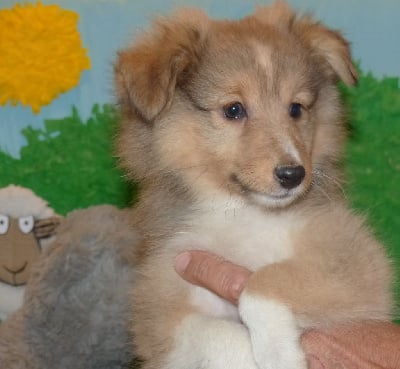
<box><xmin>255</xmin><ymin>1</ymin><xmax>357</xmax><ymax>86</ymax></box>
<box><xmin>115</xmin><ymin>9</ymin><xmax>209</xmax><ymax>122</ymax></box>
<box><xmin>294</xmin><ymin>17</ymin><xmax>358</xmax><ymax>86</ymax></box>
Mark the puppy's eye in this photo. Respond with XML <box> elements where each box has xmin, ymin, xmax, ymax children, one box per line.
<box><xmin>289</xmin><ymin>103</ymin><xmax>303</xmax><ymax>119</ymax></box>
<box><xmin>223</xmin><ymin>102</ymin><xmax>247</xmax><ymax>120</ymax></box>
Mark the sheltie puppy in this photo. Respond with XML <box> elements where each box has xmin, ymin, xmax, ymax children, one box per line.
<box><xmin>115</xmin><ymin>2</ymin><xmax>393</xmax><ymax>368</ymax></box>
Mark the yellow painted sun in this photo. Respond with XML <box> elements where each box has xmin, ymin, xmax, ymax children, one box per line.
<box><xmin>0</xmin><ymin>2</ymin><xmax>91</xmax><ymax>113</ymax></box>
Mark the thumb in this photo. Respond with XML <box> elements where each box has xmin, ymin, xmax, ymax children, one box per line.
<box><xmin>174</xmin><ymin>250</ymin><xmax>251</xmax><ymax>305</ymax></box>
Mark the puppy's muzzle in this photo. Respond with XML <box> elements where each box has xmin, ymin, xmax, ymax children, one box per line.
<box><xmin>274</xmin><ymin>165</ymin><xmax>305</xmax><ymax>189</ymax></box>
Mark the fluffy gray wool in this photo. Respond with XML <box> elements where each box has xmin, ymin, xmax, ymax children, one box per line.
<box><xmin>0</xmin><ymin>205</ymin><xmax>138</xmax><ymax>369</ymax></box>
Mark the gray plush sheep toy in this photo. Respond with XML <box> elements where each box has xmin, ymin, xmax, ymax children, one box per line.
<box><xmin>0</xmin><ymin>204</ymin><xmax>138</xmax><ymax>369</ymax></box>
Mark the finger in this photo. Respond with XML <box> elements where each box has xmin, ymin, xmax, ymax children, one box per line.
<box><xmin>302</xmin><ymin>329</ymin><xmax>383</xmax><ymax>369</ymax></box>
<box><xmin>306</xmin><ymin>355</ymin><xmax>324</xmax><ymax>369</ymax></box>
<box><xmin>174</xmin><ymin>250</ymin><xmax>251</xmax><ymax>305</ymax></box>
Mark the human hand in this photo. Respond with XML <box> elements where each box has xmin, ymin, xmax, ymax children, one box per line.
<box><xmin>302</xmin><ymin>322</ymin><xmax>400</xmax><ymax>369</ymax></box>
<box><xmin>174</xmin><ymin>250</ymin><xmax>400</xmax><ymax>369</ymax></box>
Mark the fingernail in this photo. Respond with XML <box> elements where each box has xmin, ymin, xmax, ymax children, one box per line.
<box><xmin>174</xmin><ymin>252</ymin><xmax>191</xmax><ymax>274</ymax></box>
<box><xmin>231</xmin><ymin>282</ymin><xmax>244</xmax><ymax>300</ymax></box>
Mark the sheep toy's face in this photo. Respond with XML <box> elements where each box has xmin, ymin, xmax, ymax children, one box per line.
<box><xmin>0</xmin><ymin>214</ymin><xmax>40</xmax><ymax>285</ymax></box>
<box><xmin>0</xmin><ymin>185</ymin><xmax>61</xmax><ymax>287</ymax></box>
<box><xmin>0</xmin><ymin>214</ymin><xmax>61</xmax><ymax>286</ymax></box>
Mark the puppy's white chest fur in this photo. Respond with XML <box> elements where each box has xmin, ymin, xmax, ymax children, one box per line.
<box><xmin>174</xmin><ymin>197</ymin><xmax>299</xmax><ymax>268</ymax></box>
<box><xmin>169</xmin><ymin>196</ymin><xmax>303</xmax><ymax>319</ymax></box>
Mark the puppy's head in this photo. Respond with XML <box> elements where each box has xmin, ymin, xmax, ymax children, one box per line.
<box><xmin>115</xmin><ymin>1</ymin><xmax>357</xmax><ymax>209</ymax></box>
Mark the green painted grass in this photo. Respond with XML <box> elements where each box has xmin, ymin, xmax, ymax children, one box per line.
<box><xmin>0</xmin><ymin>104</ymin><xmax>137</xmax><ymax>215</ymax></box>
<box><xmin>342</xmin><ymin>72</ymin><xmax>400</xmax><ymax>304</ymax></box>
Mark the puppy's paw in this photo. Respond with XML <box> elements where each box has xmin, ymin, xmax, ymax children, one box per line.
<box><xmin>239</xmin><ymin>293</ymin><xmax>307</xmax><ymax>369</ymax></box>
<box><xmin>165</xmin><ymin>313</ymin><xmax>261</xmax><ymax>369</ymax></box>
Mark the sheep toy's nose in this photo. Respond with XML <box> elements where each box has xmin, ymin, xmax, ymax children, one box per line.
<box><xmin>274</xmin><ymin>165</ymin><xmax>305</xmax><ymax>189</ymax></box>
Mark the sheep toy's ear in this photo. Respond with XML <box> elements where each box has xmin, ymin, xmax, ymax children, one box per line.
<box><xmin>34</xmin><ymin>216</ymin><xmax>62</xmax><ymax>239</ymax></box>
<box><xmin>114</xmin><ymin>9</ymin><xmax>209</xmax><ymax>122</ymax></box>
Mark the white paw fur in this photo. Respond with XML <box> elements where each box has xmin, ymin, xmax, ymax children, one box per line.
<box><xmin>239</xmin><ymin>293</ymin><xmax>307</xmax><ymax>369</ymax></box>
<box><xmin>165</xmin><ymin>313</ymin><xmax>259</xmax><ymax>369</ymax></box>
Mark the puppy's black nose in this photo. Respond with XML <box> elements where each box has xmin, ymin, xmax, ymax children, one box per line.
<box><xmin>274</xmin><ymin>165</ymin><xmax>305</xmax><ymax>189</ymax></box>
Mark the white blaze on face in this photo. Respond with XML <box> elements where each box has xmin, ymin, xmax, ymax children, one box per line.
<box><xmin>252</xmin><ymin>41</ymin><xmax>304</xmax><ymax>164</ymax></box>
<box><xmin>252</xmin><ymin>42</ymin><xmax>274</xmax><ymax>77</ymax></box>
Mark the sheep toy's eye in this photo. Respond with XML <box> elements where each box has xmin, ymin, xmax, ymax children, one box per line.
<box><xmin>289</xmin><ymin>103</ymin><xmax>303</xmax><ymax>119</ymax></box>
<box><xmin>223</xmin><ymin>102</ymin><xmax>247</xmax><ymax>120</ymax></box>
<box><xmin>18</xmin><ymin>215</ymin><xmax>34</xmax><ymax>234</ymax></box>
<box><xmin>0</xmin><ymin>214</ymin><xmax>9</xmax><ymax>235</ymax></box>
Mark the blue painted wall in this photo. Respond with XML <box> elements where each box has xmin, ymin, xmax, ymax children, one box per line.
<box><xmin>0</xmin><ymin>0</ymin><xmax>399</xmax><ymax>157</ymax></box>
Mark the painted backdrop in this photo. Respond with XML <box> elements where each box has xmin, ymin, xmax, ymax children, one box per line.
<box><xmin>1</xmin><ymin>0</ymin><xmax>399</xmax><ymax>158</ymax></box>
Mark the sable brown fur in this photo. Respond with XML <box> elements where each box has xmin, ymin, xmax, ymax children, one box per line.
<box><xmin>115</xmin><ymin>2</ymin><xmax>393</xmax><ymax>368</ymax></box>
